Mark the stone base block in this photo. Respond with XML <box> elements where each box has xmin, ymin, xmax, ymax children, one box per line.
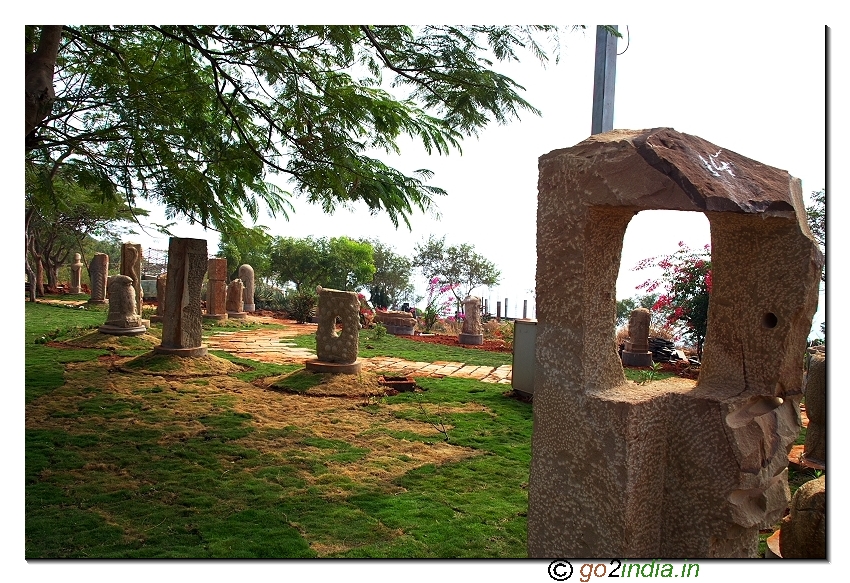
<box><xmin>150</xmin><ymin>315</ymin><xmax>163</xmax><ymax>323</ymax></box>
<box><xmin>244</xmin><ymin>303</ymin><xmax>255</xmax><ymax>312</ymax></box>
<box><xmin>304</xmin><ymin>358</ymin><xmax>362</xmax><ymax>374</ymax></box>
<box><xmin>153</xmin><ymin>345</ymin><xmax>209</xmax><ymax>358</ymax></box>
<box><xmin>227</xmin><ymin>311</ymin><xmax>248</xmax><ymax>319</ymax></box>
<box><xmin>98</xmin><ymin>324</ymin><xmax>147</xmax><ymax>336</ymax></box>
<box><xmin>204</xmin><ymin>313</ymin><xmax>229</xmax><ymax>321</ymax></box>
<box><xmin>621</xmin><ymin>350</ymin><xmax>653</xmax><ymax>367</ymax></box>
<box><xmin>141</xmin><ymin>319</ymin><xmax>151</xmax><ymax>328</ymax></box>
<box><xmin>459</xmin><ymin>333</ymin><xmax>484</xmax><ymax>345</ymax></box>
<box><xmin>386</xmin><ymin>325</ymin><xmax>415</xmax><ymax>335</ymax></box>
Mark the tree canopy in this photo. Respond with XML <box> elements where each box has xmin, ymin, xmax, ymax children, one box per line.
<box><xmin>413</xmin><ymin>235</ymin><xmax>500</xmax><ymax>305</ymax></box>
<box><xmin>366</xmin><ymin>239</ymin><xmax>415</xmax><ymax>309</ymax></box>
<box><xmin>269</xmin><ymin>236</ymin><xmax>375</xmax><ymax>292</ymax></box>
<box><xmin>806</xmin><ymin>189</ymin><xmax>825</xmax><ymax>283</ymax></box>
<box><xmin>25</xmin><ymin>25</ymin><xmax>573</xmax><ymax>235</ymax></box>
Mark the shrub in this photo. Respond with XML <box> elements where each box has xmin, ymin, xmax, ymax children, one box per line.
<box><xmin>254</xmin><ymin>281</ymin><xmax>288</xmax><ymax>311</ymax></box>
<box><xmin>287</xmin><ymin>289</ymin><xmax>317</xmax><ymax>323</ymax></box>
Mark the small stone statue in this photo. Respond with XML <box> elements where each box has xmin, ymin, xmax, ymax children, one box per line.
<box><xmin>98</xmin><ymin>275</ymin><xmax>146</xmax><ymax>336</ymax></box>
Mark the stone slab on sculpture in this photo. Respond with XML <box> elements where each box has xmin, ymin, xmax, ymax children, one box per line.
<box><xmin>226</xmin><ymin>278</ymin><xmax>247</xmax><ymax>319</ymax></box>
<box><xmin>529</xmin><ymin>128</ymin><xmax>823</xmax><ymax>558</ymax></box>
<box><xmin>154</xmin><ymin>237</ymin><xmax>208</xmax><ymax>357</ymax></box>
<box><xmin>150</xmin><ymin>274</ymin><xmax>167</xmax><ymax>323</ymax></box>
<box><xmin>779</xmin><ymin>475</ymin><xmax>826</xmax><ymax>559</ymax></box>
<box><xmin>238</xmin><ymin>264</ymin><xmax>255</xmax><ymax>312</ymax></box>
<box><xmin>803</xmin><ymin>352</ymin><xmax>825</xmax><ymax>467</ymax></box>
<box><xmin>70</xmin><ymin>253</ymin><xmax>83</xmax><ymax>294</ymax></box>
<box><xmin>459</xmin><ymin>296</ymin><xmax>483</xmax><ymax>345</ymax></box>
<box><xmin>622</xmin><ymin>307</ymin><xmax>653</xmax><ymax>366</ymax></box>
<box><xmin>99</xmin><ymin>275</ymin><xmax>146</xmax><ymax>336</ymax></box>
<box><xmin>373</xmin><ymin>309</ymin><xmax>416</xmax><ymax>335</ymax></box>
<box><xmin>120</xmin><ymin>243</ymin><xmax>143</xmax><ymax>317</ymax></box>
<box><xmin>88</xmin><ymin>253</ymin><xmax>109</xmax><ymax>304</ymax></box>
<box><xmin>204</xmin><ymin>258</ymin><xmax>229</xmax><ymax>321</ymax></box>
<box><xmin>306</xmin><ymin>287</ymin><xmax>361</xmax><ymax>374</ymax></box>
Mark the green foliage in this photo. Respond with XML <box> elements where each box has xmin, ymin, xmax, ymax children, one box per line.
<box><xmin>270</xmin><ymin>236</ymin><xmax>374</xmax><ymax>291</ymax></box>
<box><xmin>369</xmin><ymin>322</ymin><xmax>388</xmax><ymax>341</ymax></box>
<box><xmin>413</xmin><ymin>235</ymin><xmax>500</xmax><ymax>304</ymax></box>
<box><xmin>252</xmin><ymin>281</ymin><xmax>288</xmax><ymax>312</ymax></box>
<box><xmin>615</xmin><ymin>293</ymin><xmax>661</xmax><ymax>329</ymax></box>
<box><xmin>287</xmin><ymin>289</ymin><xmax>318</xmax><ymax>324</ymax></box>
<box><xmin>217</xmin><ymin>226</ymin><xmax>273</xmax><ymax>279</ymax></box>
<box><xmin>28</xmin><ymin>25</ymin><xmax>568</xmax><ymax>234</ymax></box>
<box><xmin>634</xmin><ymin>242</ymin><xmax>712</xmax><ymax>358</ymax></box>
<box><xmin>366</xmin><ymin>239</ymin><xmax>414</xmax><ymax>309</ymax></box>
<box><xmin>806</xmin><ymin>189</ymin><xmax>825</xmax><ymax>283</ymax></box>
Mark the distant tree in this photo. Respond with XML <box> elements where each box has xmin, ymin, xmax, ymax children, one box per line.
<box><xmin>615</xmin><ymin>294</ymin><xmax>659</xmax><ymax>329</ymax></box>
<box><xmin>366</xmin><ymin>239</ymin><xmax>414</xmax><ymax>309</ymax></box>
<box><xmin>806</xmin><ymin>188</ymin><xmax>825</xmax><ymax>283</ymax></box>
<box><xmin>269</xmin><ymin>236</ymin><xmax>375</xmax><ymax>292</ymax></box>
<box><xmin>269</xmin><ymin>236</ymin><xmax>326</xmax><ymax>291</ymax></box>
<box><xmin>217</xmin><ymin>226</ymin><xmax>273</xmax><ymax>280</ymax></box>
<box><xmin>634</xmin><ymin>242</ymin><xmax>712</xmax><ymax>358</ymax></box>
<box><xmin>326</xmin><ymin>237</ymin><xmax>375</xmax><ymax>291</ymax></box>
<box><xmin>413</xmin><ymin>235</ymin><xmax>500</xmax><ymax>307</ymax></box>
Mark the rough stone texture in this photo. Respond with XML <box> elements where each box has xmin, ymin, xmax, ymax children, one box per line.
<box><xmin>120</xmin><ymin>243</ymin><xmax>143</xmax><ymax>316</ymax></box>
<box><xmin>151</xmin><ymin>274</ymin><xmax>167</xmax><ymax>323</ymax></box>
<box><xmin>225</xmin><ymin>279</ymin><xmax>244</xmax><ymax>312</ymax></box>
<box><xmin>99</xmin><ymin>275</ymin><xmax>145</xmax><ymax>335</ymax></box>
<box><xmin>88</xmin><ymin>253</ymin><xmax>109</xmax><ymax>303</ymax></box>
<box><xmin>529</xmin><ymin>128</ymin><xmax>823</xmax><ymax>559</ymax></box>
<box><xmin>622</xmin><ymin>307</ymin><xmax>653</xmax><ymax>366</ymax></box>
<box><xmin>374</xmin><ymin>309</ymin><xmax>416</xmax><ymax>335</ymax></box>
<box><xmin>315</xmin><ymin>288</ymin><xmax>360</xmax><ymax>364</ymax></box>
<box><xmin>779</xmin><ymin>475</ymin><xmax>826</xmax><ymax>559</ymax></box>
<box><xmin>206</xmin><ymin>258</ymin><xmax>228</xmax><ymax>317</ymax></box>
<box><xmin>238</xmin><ymin>264</ymin><xmax>255</xmax><ymax>311</ymax></box>
<box><xmin>70</xmin><ymin>253</ymin><xmax>83</xmax><ymax>293</ymax></box>
<box><xmin>803</xmin><ymin>353</ymin><xmax>825</xmax><ymax>466</ymax></box>
<box><xmin>461</xmin><ymin>297</ymin><xmax>483</xmax><ymax>335</ymax></box>
<box><xmin>155</xmin><ymin>237</ymin><xmax>208</xmax><ymax>356</ymax></box>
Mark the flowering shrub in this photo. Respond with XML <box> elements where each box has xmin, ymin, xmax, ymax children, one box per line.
<box><xmin>420</xmin><ymin>277</ymin><xmax>458</xmax><ymax>332</ymax></box>
<box><xmin>357</xmin><ymin>292</ymin><xmax>375</xmax><ymax>327</ymax></box>
<box><xmin>634</xmin><ymin>241</ymin><xmax>712</xmax><ymax>358</ymax></box>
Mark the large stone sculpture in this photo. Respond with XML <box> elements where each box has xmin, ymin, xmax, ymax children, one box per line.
<box><xmin>529</xmin><ymin>128</ymin><xmax>823</xmax><ymax>558</ymax></box>
<box><xmin>373</xmin><ymin>310</ymin><xmax>416</xmax><ymax>335</ymax></box>
<box><xmin>779</xmin><ymin>475</ymin><xmax>826</xmax><ymax>558</ymax></box>
<box><xmin>238</xmin><ymin>264</ymin><xmax>255</xmax><ymax>312</ymax></box>
<box><xmin>150</xmin><ymin>274</ymin><xmax>167</xmax><ymax>323</ymax></box>
<box><xmin>204</xmin><ymin>258</ymin><xmax>228</xmax><ymax>321</ymax></box>
<box><xmin>226</xmin><ymin>279</ymin><xmax>247</xmax><ymax>319</ymax></box>
<box><xmin>70</xmin><ymin>253</ymin><xmax>83</xmax><ymax>294</ymax></box>
<box><xmin>621</xmin><ymin>307</ymin><xmax>653</xmax><ymax>366</ymax></box>
<box><xmin>305</xmin><ymin>287</ymin><xmax>361</xmax><ymax>374</ymax></box>
<box><xmin>120</xmin><ymin>243</ymin><xmax>143</xmax><ymax>318</ymax></box>
<box><xmin>459</xmin><ymin>296</ymin><xmax>483</xmax><ymax>345</ymax></box>
<box><xmin>803</xmin><ymin>352</ymin><xmax>825</xmax><ymax>467</ymax></box>
<box><xmin>87</xmin><ymin>253</ymin><xmax>109</xmax><ymax>304</ymax></box>
<box><xmin>154</xmin><ymin>237</ymin><xmax>208</xmax><ymax>357</ymax></box>
<box><xmin>98</xmin><ymin>275</ymin><xmax>146</xmax><ymax>336</ymax></box>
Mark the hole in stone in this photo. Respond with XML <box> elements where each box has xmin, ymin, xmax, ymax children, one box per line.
<box><xmin>762</xmin><ymin>312</ymin><xmax>778</xmax><ymax>329</ymax></box>
<box><xmin>332</xmin><ymin>315</ymin><xmax>343</xmax><ymax>338</ymax></box>
<box><xmin>616</xmin><ymin>210</ymin><xmax>711</xmax><ymax>365</ymax></box>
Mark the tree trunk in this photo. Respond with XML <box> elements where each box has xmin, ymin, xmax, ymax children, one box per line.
<box><xmin>25</xmin><ymin>26</ymin><xmax>63</xmax><ymax>148</ymax></box>
<box><xmin>35</xmin><ymin>258</ymin><xmax>45</xmax><ymax>296</ymax></box>
<box><xmin>25</xmin><ymin>260</ymin><xmax>37</xmax><ymax>302</ymax></box>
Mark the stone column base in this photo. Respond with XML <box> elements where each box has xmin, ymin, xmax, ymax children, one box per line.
<box><xmin>227</xmin><ymin>311</ymin><xmax>248</xmax><ymax>319</ymax></box>
<box><xmin>621</xmin><ymin>350</ymin><xmax>653</xmax><ymax>367</ymax></box>
<box><xmin>150</xmin><ymin>315</ymin><xmax>163</xmax><ymax>323</ymax></box>
<box><xmin>305</xmin><ymin>358</ymin><xmax>362</xmax><ymax>374</ymax></box>
<box><xmin>459</xmin><ymin>333</ymin><xmax>484</xmax><ymax>345</ymax></box>
<box><xmin>98</xmin><ymin>324</ymin><xmax>147</xmax><ymax>336</ymax></box>
<box><xmin>153</xmin><ymin>345</ymin><xmax>209</xmax><ymax>358</ymax></box>
<box><xmin>244</xmin><ymin>303</ymin><xmax>255</xmax><ymax>312</ymax></box>
<box><xmin>203</xmin><ymin>313</ymin><xmax>228</xmax><ymax>321</ymax></box>
<box><xmin>386</xmin><ymin>325</ymin><xmax>415</xmax><ymax>335</ymax></box>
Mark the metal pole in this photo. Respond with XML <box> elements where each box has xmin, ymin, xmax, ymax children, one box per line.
<box><xmin>591</xmin><ymin>25</ymin><xmax>618</xmax><ymax>135</ymax></box>
<box><xmin>523</xmin><ymin>299</ymin><xmax>528</xmax><ymax>319</ymax></box>
<box><xmin>497</xmin><ymin>301</ymin><xmax>502</xmax><ymax>322</ymax></box>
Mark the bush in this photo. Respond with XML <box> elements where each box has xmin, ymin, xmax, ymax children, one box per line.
<box><xmin>288</xmin><ymin>289</ymin><xmax>317</xmax><ymax>323</ymax></box>
<box><xmin>254</xmin><ymin>281</ymin><xmax>288</xmax><ymax>311</ymax></box>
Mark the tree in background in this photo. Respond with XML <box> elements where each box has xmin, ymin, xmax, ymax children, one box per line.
<box><xmin>413</xmin><ymin>235</ymin><xmax>500</xmax><ymax>308</ymax></box>
<box><xmin>634</xmin><ymin>242</ymin><xmax>712</xmax><ymax>359</ymax></box>
<box><xmin>806</xmin><ymin>189</ymin><xmax>825</xmax><ymax>284</ymax></box>
<box><xmin>326</xmin><ymin>238</ymin><xmax>375</xmax><ymax>291</ymax></box>
<box><xmin>366</xmin><ymin>239</ymin><xmax>414</xmax><ymax>309</ymax></box>
<box><xmin>25</xmin><ymin>25</ymin><xmax>582</xmax><ymax>235</ymax></box>
<box><xmin>615</xmin><ymin>293</ymin><xmax>659</xmax><ymax>329</ymax></box>
<box><xmin>217</xmin><ymin>226</ymin><xmax>273</xmax><ymax>280</ymax></box>
<box><xmin>269</xmin><ymin>236</ymin><xmax>375</xmax><ymax>292</ymax></box>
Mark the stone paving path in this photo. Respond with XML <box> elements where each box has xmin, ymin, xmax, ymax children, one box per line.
<box><xmin>204</xmin><ymin>318</ymin><xmax>513</xmax><ymax>384</ymax></box>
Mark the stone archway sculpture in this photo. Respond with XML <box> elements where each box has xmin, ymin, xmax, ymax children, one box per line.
<box><xmin>529</xmin><ymin>128</ymin><xmax>823</xmax><ymax>558</ymax></box>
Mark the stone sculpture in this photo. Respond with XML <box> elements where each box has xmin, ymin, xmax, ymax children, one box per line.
<box><xmin>98</xmin><ymin>275</ymin><xmax>146</xmax><ymax>336</ymax></box>
<box><xmin>373</xmin><ymin>310</ymin><xmax>416</xmax><ymax>335</ymax></box>
<box><xmin>779</xmin><ymin>475</ymin><xmax>826</xmax><ymax>558</ymax></box>
<box><xmin>70</xmin><ymin>253</ymin><xmax>83</xmax><ymax>294</ymax></box>
<box><xmin>621</xmin><ymin>307</ymin><xmax>653</xmax><ymax>366</ymax></box>
<box><xmin>803</xmin><ymin>352</ymin><xmax>825</xmax><ymax>467</ymax></box>
<box><xmin>204</xmin><ymin>258</ymin><xmax>229</xmax><ymax>321</ymax></box>
<box><xmin>238</xmin><ymin>264</ymin><xmax>255</xmax><ymax>312</ymax></box>
<box><xmin>459</xmin><ymin>296</ymin><xmax>483</xmax><ymax>345</ymax></box>
<box><xmin>150</xmin><ymin>274</ymin><xmax>167</xmax><ymax>323</ymax></box>
<box><xmin>88</xmin><ymin>253</ymin><xmax>109</xmax><ymax>304</ymax></box>
<box><xmin>305</xmin><ymin>288</ymin><xmax>361</xmax><ymax>374</ymax></box>
<box><xmin>226</xmin><ymin>278</ymin><xmax>247</xmax><ymax>319</ymax></box>
<box><xmin>120</xmin><ymin>243</ymin><xmax>143</xmax><ymax>317</ymax></box>
<box><xmin>529</xmin><ymin>128</ymin><xmax>823</xmax><ymax>558</ymax></box>
<box><xmin>154</xmin><ymin>237</ymin><xmax>208</xmax><ymax>357</ymax></box>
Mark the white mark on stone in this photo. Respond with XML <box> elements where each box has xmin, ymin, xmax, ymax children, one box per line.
<box><xmin>698</xmin><ymin>150</ymin><xmax>736</xmax><ymax>178</ymax></box>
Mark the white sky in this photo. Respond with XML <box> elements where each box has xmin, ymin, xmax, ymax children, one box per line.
<box><xmin>126</xmin><ymin>23</ymin><xmax>826</xmax><ymax>334</ymax></box>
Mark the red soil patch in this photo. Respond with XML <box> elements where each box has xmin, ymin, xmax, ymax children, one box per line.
<box><xmin>402</xmin><ymin>333</ymin><xmax>512</xmax><ymax>353</ymax></box>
